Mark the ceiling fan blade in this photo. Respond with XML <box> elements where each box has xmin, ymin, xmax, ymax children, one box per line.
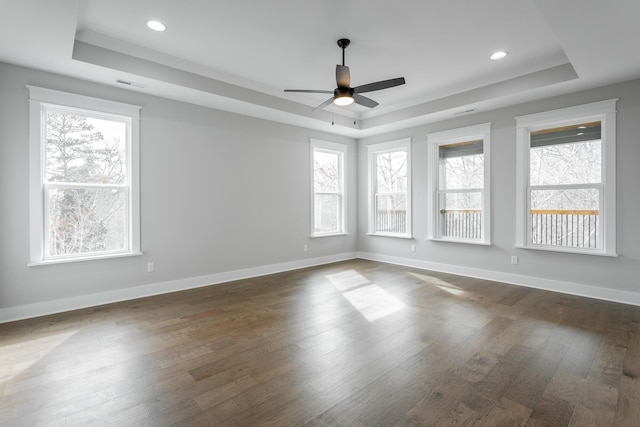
<box><xmin>353</xmin><ymin>94</ymin><xmax>379</xmax><ymax>108</ymax></box>
<box><xmin>353</xmin><ymin>77</ymin><xmax>406</xmax><ymax>94</ymax></box>
<box><xmin>312</xmin><ymin>97</ymin><xmax>336</xmax><ymax>111</ymax></box>
<box><xmin>336</xmin><ymin>65</ymin><xmax>351</xmax><ymax>88</ymax></box>
<box><xmin>284</xmin><ymin>89</ymin><xmax>333</xmax><ymax>94</ymax></box>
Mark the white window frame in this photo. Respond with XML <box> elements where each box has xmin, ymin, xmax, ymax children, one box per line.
<box><xmin>367</xmin><ymin>138</ymin><xmax>412</xmax><ymax>238</ymax></box>
<box><xmin>515</xmin><ymin>99</ymin><xmax>617</xmax><ymax>256</ymax></box>
<box><xmin>27</xmin><ymin>86</ymin><xmax>142</xmax><ymax>265</ymax></box>
<box><xmin>310</xmin><ymin>139</ymin><xmax>347</xmax><ymax>237</ymax></box>
<box><xmin>427</xmin><ymin>123</ymin><xmax>491</xmax><ymax>245</ymax></box>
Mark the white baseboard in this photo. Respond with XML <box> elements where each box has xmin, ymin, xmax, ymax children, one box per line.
<box><xmin>357</xmin><ymin>251</ymin><xmax>640</xmax><ymax>307</ymax></box>
<box><xmin>3</xmin><ymin>250</ymin><xmax>638</xmax><ymax>324</ymax></box>
<box><xmin>0</xmin><ymin>252</ymin><xmax>357</xmax><ymax>324</ymax></box>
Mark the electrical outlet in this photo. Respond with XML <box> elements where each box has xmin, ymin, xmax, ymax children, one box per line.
<box><xmin>410</xmin><ymin>244</ymin><xmax>416</xmax><ymax>252</ymax></box>
<box><xmin>303</xmin><ymin>244</ymin><xmax>308</xmax><ymax>252</ymax></box>
<box><xmin>147</xmin><ymin>262</ymin><xmax>155</xmax><ymax>272</ymax></box>
<box><xmin>510</xmin><ymin>256</ymin><xmax>518</xmax><ymax>265</ymax></box>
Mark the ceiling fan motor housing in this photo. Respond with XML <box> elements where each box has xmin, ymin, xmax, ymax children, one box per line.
<box><xmin>334</xmin><ymin>87</ymin><xmax>354</xmax><ymax>97</ymax></box>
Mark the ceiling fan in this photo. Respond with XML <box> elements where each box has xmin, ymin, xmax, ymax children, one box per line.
<box><xmin>284</xmin><ymin>38</ymin><xmax>406</xmax><ymax>111</ymax></box>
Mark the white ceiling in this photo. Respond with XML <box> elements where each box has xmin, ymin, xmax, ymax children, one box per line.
<box><xmin>1</xmin><ymin>0</ymin><xmax>640</xmax><ymax>137</ymax></box>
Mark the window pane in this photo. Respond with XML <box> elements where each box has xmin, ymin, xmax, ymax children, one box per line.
<box><xmin>530</xmin><ymin>139</ymin><xmax>601</xmax><ymax>186</ymax></box>
<box><xmin>376</xmin><ymin>150</ymin><xmax>407</xmax><ymax>193</ymax></box>
<box><xmin>314</xmin><ymin>151</ymin><xmax>339</xmax><ymax>192</ymax></box>
<box><xmin>314</xmin><ymin>194</ymin><xmax>339</xmax><ymax>234</ymax></box>
<box><xmin>440</xmin><ymin>150</ymin><xmax>484</xmax><ymax>190</ymax></box>
<box><xmin>439</xmin><ymin>191</ymin><xmax>482</xmax><ymax>210</ymax></box>
<box><xmin>46</xmin><ymin>110</ymin><xmax>127</xmax><ymax>184</ymax></box>
<box><xmin>530</xmin><ymin>188</ymin><xmax>599</xmax><ymax>211</ymax></box>
<box><xmin>48</xmin><ymin>187</ymin><xmax>127</xmax><ymax>256</ymax></box>
<box><xmin>438</xmin><ymin>191</ymin><xmax>482</xmax><ymax>239</ymax></box>
<box><xmin>375</xmin><ymin>193</ymin><xmax>406</xmax><ymax>233</ymax></box>
<box><xmin>530</xmin><ymin>188</ymin><xmax>600</xmax><ymax>249</ymax></box>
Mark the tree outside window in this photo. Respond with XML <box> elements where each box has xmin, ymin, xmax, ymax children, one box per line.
<box><xmin>44</xmin><ymin>109</ymin><xmax>129</xmax><ymax>257</ymax></box>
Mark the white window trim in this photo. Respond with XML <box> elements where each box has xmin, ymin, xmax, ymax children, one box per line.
<box><xmin>27</xmin><ymin>85</ymin><xmax>142</xmax><ymax>265</ymax></box>
<box><xmin>514</xmin><ymin>99</ymin><xmax>617</xmax><ymax>256</ymax></box>
<box><xmin>367</xmin><ymin>138</ymin><xmax>412</xmax><ymax>238</ymax></box>
<box><xmin>426</xmin><ymin>123</ymin><xmax>491</xmax><ymax>245</ymax></box>
<box><xmin>310</xmin><ymin>139</ymin><xmax>348</xmax><ymax>237</ymax></box>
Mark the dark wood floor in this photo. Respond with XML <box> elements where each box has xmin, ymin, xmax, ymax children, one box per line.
<box><xmin>1</xmin><ymin>260</ymin><xmax>639</xmax><ymax>426</ymax></box>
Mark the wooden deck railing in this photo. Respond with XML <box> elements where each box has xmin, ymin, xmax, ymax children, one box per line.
<box><xmin>378</xmin><ymin>209</ymin><xmax>599</xmax><ymax>247</ymax></box>
<box><xmin>530</xmin><ymin>209</ymin><xmax>599</xmax><ymax>248</ymax></box>
<box><xmin>375</xmin><ymin>210</ymin><xmax>407</xmax><ymax>234</ymax></box>
<box><xmin>440</xmin><ymin>209</ymin><xmax>482</xmax><ymax>240</ymax></box>
<box><xmin>439</xmin><ymin>209</ymin><xmax>599</xmax><ymax>247</ymax></box>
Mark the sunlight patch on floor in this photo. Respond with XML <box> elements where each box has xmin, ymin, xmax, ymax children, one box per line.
<box><xmin>326</xmin><ymin>270</ymin><xmax>407</xmax><ymax>322</ymax></box>
<box><xmin>1</xmin><ymin>330</ymin><xmax>77</xmax><ymax>382</ymax></box>
<box><xmin>326</xmin><ymin>270</ymin><xmax>370</xmax><ymax>291</ymax></box>
<box><xmin>408</xmin><ymin>272</ymin><xmax>467</xmax><ymax>296</ymax></box>
<box><xmin>342</xmin><ymin>285</ymin><xmax>407</xmax><ymax>322</ymax></box>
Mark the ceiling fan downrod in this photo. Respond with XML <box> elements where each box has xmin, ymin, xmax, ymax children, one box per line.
<box><xmin>337</xmin><ymin>38</ymin><xmax>350</xmax><ymax>66</ymax></box>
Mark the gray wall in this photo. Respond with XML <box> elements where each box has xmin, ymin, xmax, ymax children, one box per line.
<box><xmin>0</xmin><ymin>62</ymin><xmax>357</xmax><ymax>311</ymax></box>
<box><xmin>358</xmin><ymin>79</ymin><xmax>640</xmax><ymax>297</ymax></box>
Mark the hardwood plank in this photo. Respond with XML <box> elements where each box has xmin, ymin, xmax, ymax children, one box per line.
<box><xmin>614</xmin><ymin>376</ymin><xmax>640</xmax><ymax>427</ymax></box>
<box><xmin>503</xmin><ymin>341</ymin><xmax>567</xmax><ymax>408</ymax></box>
<box><xmin>497</xmin><ymin>286</ymin><xmax>532</xmax><ymax>307</ymax></box>
<box><xmin>527</xmin><ymin>371</ymin><xmax>584</xmax><ymax>426</ymax></box>
<box><xmin>569</xmin><ymin>378</ymin><xmax>618</xmax><ymax>427</ymax></box>
<box><xmin>313</xmin><ymin>365</ymin><xmax>420</xmax><ymax>426</ymax></box>
<box><xmin>467</xmin><ymin>344</ymin><xmax>536</xmax><ymax>404</ymax></box>
<box><xmin>194</xmin><ymin>374</ymin><xmax>258</xmax><ymax>410</ymax></box>
<box><xmin>479</xmin><ymin>397</ymin><xmax>531</xmax><ymax>426</ymax></box>
<box><xmin>622</xmin><ymin>329</ymin><xmax>640</xmax><ymax>380</ymax></box>
<box><xmin>208</xmin><ymin>372</ymin><xmax>309</xmax><ymax>422</ymax></box>
<box><xmin>587</xmin><ymin>339</ymin><xmax>627</xmax><ymax>388</ymax></box>
<box><xmin>138</xmin><ymin>398</ymin><xmax>205</xmax><ymax>427</ymax></box>
<box><xmin>558</xmin><ymin>330</ymin><xmax>602</xmax><ymax>379</ymax></box>
<box><xmin>401</xmin><ymin>374</ymin><xmax>481</xmax><ymax>426</ymax></box>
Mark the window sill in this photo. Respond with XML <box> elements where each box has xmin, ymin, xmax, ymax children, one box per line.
<box><xmin>429</xmin><ymin>237</ymin><xmax>491</xmax><ymax>246</ymax></box>
<box><xmin>28</xmin><ymin>251</ymin><xmax>143</xmax><ymax>267</ymax></box>
<box><xmin>310</xmin><ymin>232</ymin><xmax>349</xmax><ymax>239</ymax></box>
<box><xmin>514</xmin><ymin>245</ymin><xmax>617</xmax><ymax>257</ymax></box>
<box><xmin>367</xmin><ymin>233</ymin><xmax>413</xmax><ymax>240</ymax></box>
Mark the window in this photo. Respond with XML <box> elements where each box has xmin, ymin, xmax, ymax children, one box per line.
<box><xmin>368</xmin><ymin>139</ymin><xmax>411</xmax><ymax>237</ymax></box>
<box><xmin>28</xmin><ymin>86</ymin><xmax>141</xmax><ymax>264</ymax></box>
<box><xmin>311</xmin><ymin>139</ymin><xmax>347</xmax><ymax>236</ymax></box>
<box><xmin>515</xmin><ymin>99</ymin><xmax>617</xmax><ymax>256</ymax></box>
<box><xmin>427</xmin><ymin>123</ymin><xmax>491</xmax><ymax>244</ymax></box>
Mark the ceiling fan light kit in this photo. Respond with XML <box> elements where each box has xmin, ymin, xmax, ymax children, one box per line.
<box><xmin>284</xmin><ymin>38</ymin><xmax>406</xmax><ymax>111</ymax></box>
<box><xmin>334</xmin><ymin>90</ymin><xmax>355</xmax><ymax>106</ymax></box>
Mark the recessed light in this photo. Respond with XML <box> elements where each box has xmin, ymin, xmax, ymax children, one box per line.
<box><xmin>490</xmin><ymin>51</ymin><xmax>508</xmax><ymax>60</ymax></box>
<box><xmin>146</xmin><ymin>20</ymin><xmax>166</xmax><ymax>32</ymax></box>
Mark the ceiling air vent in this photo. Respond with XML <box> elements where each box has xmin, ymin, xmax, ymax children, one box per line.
<box><xmin>116</xmin><ymin>79</ymin><xmax>146</xmax><ymax>88</ymax></box>
<box><xmin>453</xmin><ymin>109</ymin><xmax>477</xmax><ymax>115</ymax></box>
